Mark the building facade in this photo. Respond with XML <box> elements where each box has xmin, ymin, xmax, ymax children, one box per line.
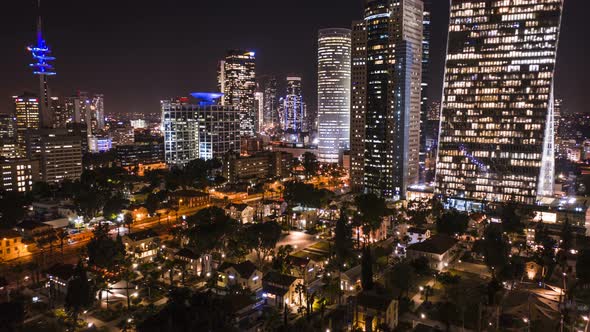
<box><xmin>435</xmin><ymin>0</ymin><xmax>564</xmax><ymax>208</ymax></box>
<box><xmin>317</xmin><ymin>28</ymin><xmax>352</xmax><ymax>163</ymax></box>
<box><xmin>219</xmin><ymin>50</ymin><xmax>256</xmax><ymax>136</ymax></box>
<box><xmin>26</xmin><ymin>129</ymin><xmax>83</xmax><ymax>183</ymax></box>
<box><xmin>263</xmin><ymin>76</ymin><xmax>279</xmax><ymax>130</ymax></box>
<box><xmin>350</xmin><ymin>0</ymin><xmax>424</xmax><ymax>200</ymax></box>
<box><xmin>222</xmin><ymin>151</ymin><xmax>293</xmax><ymax>184</ymax></box>
<box><xmin>0</xmin><ymin>159</ymin><xmax>40</xmax><ymax>192</ymax></box>
<box><xmin>281</xmin><ymin>77</ymin><xmax>306</xmax><ymax>134</ymax></box>
<box><xmin>162</xmin><ymin>95</ymin><xmax>240</xmax><ymax>166</ymax></box>
<box><xmin>14</xmin><ymin>93</ymin><xmax>40</xmax><ymax>153</ymax></box>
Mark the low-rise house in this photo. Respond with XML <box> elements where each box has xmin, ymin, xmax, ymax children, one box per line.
<box><xmin>406</xmin><ymin>235</ymin><xmax>458</xmax><ymax>271</ymax></box>
<box><xmin>45</xmin><ymin>263</ymin><xmax>75</xmax><ymax>296</ymax></box>
<box><xmin>407</xmin><ymin>227</ymin><xmax>430</xmax><ymax>245</ymax></box>
<box><xmin>170</xmin><ymin>190</ymin><xmax>210</xmax><ymax>209</ymax></box>
<box><xmin>225</xmin><ymin>203</ymin><xmax>255</xmax><ymax>224</ymax></box>
<box><xmin>341</xmin><ymin>265</ymin><xmax>362</xmax><ymax>294</ymax></box>
<box><xmin>17</xmin><ymin>220</ymin><xmax>54</xmax><ymax>241</ymax></box>
<box><xmin>174</xmin><ymin>248</ymin><xmax>213</xmax><ymax>276</ymax></box>
<box><xmin>262</xmin><ymin>271</ymin><xmax>304</xmax><ymax>309</ymax></box>
<box><xmin>256</xmin><ymin>200</ymin><xmax>287</xmax><ymax>218</ymax></box>
<box><xmin>287</xmin><ymin>254</ymin><xmax>321</xmax><ymax>282</ymax></box>
<box><xmin>0</xmin><ymin>229</ymin><xmax>28</xmax><ymax>261</ymax></box>
<box><xmin>218</xmin><ymin>260</ymin><xmax>263</xmax><ymax>291</ymax></box>
<box><xmin>352</xmin><ymin>290</ymin><xmax>398</xmax><ymax>332</ymax></box>
<box><xmin>122</xmin><ymin>229</ymin><xmax>160</xmax><ymax>260</ymax></box>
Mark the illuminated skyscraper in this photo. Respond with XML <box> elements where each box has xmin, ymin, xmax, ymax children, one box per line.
<box><xmin>254</xmin><ymin>91</ymin><xmax>264</xmax><ymax>134</ymax></box>
<box><xmin>262</xmin><ymin>76</ymin><xmax>279</xmax><ymax>129</ymax></box>
<box><xmin>14</xmin><ymin>93</ymin><xmax>40</xmax><ymax>152</ymax></box>
<box><xmin>162</xmin><ymin>94</ymin><xmax>240</xmax><ymax>166</ymax></box>
<box><xmin>418</xmin><ymin>0</ymin><xmax>432</xmax><ymax>183</ymax></box>
<box><xmin>281</xmin><ymin>77</ymin><xmax>306</xmax><ymax>134</ymax></box>
<box><xmin>317</xmin><ymin>28</ymin><xmax>352</xmax><ymax>164</ymax></box>
<box><xmin>27</xmin><ymin>1</ymin><xmax>55</xmax><ymax>128</ymax></box>
<box><xmin>350</xmin><ymin>0</ymin><xmax>424</xmax><ymax>199</ymax></box>
<box><xmin>218</xmin><ymin>50</ymin><xmax>256</xmax><ymax>136</ymax></box>
<box><xmin>435</xmin><ymin>0</ymin><xmax>564</xmax><ymax>208</ymax></box>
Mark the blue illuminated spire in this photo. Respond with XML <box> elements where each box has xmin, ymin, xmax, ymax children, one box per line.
<box><xmin>27</xmin><ymin>1</ymin><xmax>56</xmax><ymax>77</ymax></box>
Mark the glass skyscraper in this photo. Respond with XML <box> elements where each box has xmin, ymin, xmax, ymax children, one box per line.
<box><xmin>317</xmin><ymin>28</ymin><xmax>352</xmax><ymax>164</ymax></box>
<box><xmin>280</xmin><ymin>77</ymin><xmax>306</xmax><ymax>134</ymax></box>
<box><xmin>218</xmin><ymin>50</ymin><xmax>256</xmax><ymax>137</ymax></box>
<box><xmin>435</xmin><ymin>0</ymin><xmax>564</xmax><ymax>208</ymax></box>
<box><xmin>350</xmin><ymin>0</ymin><xmax>424</xmax><ymax>200</ymax></box>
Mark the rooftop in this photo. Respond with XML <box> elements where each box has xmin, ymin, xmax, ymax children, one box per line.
<box><xmin>0</xmin><ymin>229</ymin><xmax>21</xmax><ymax>239</ymax></box>
<box><xmin>219</xmin><ymin>260</ymin><xmax>258</xmax><ymax>278</ymax></box>
<box><xmin>407</xmin><ymin>235</ymin><xmax>457</xmax><ymax>255</ymax></box>
<box><xmin>125</xmin><ymin>229</ymin><xmax>159</xmax><ymax>242</ymax></box>
<box><xmin>263</xmin><ymin>271</ymin><xmax>299</xmax><ymax>287</ymax></box>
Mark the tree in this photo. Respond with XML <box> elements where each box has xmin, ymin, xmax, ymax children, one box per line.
<box><xmin>334</xmin><ymin>209</ymin><xmax>352</xmax><ymax>264</ymax></box>
<box><xmin>436</xmin><ymin>210</ymin><xmax>469</xmax><ymax>235</ymax></box>
<box><xmin>410</xmin><ymin>257</ymin><xmax>431</xmax><ymax>276</ymax></box>
<box><xmin>577</xmin><ymin>249</ymin><xmax>590</xmax><ymax>287</ymax></box>
<box><xmin>500</xmin><ymin>201</ymin><xmax>524</xmax><ymax>234</ymax></box>
<box><xmin>386</xmin><ymin>262</ymin><xmax>415</xmax><ymax>298</ymax></box>
<box><xmin>65</xmin><ymin>262</ymin><xmax>93</xmax><ymax>327</ymax></box>
<box><xmin>361</xmin><ymin>247</ymin><xmax>374</xmax><ymax>290</ymax></box>
<box><xmin>301</xmin><ymin>152</ymin><xmax>319</xmax><ymax>179</ymax></box>
<box><xmin>102</xmin><ymin>195</ymin><xmax>128</xmax><ymax>220</ymax></box>
<box><xmin>145</xmin><ymin>192</ymin><xmax>161</xmax><ymax>215</ymax></box>
<box><xmin>86</xmin><ymin>224</ymin><xmax>126</xmax><ymax>272</ymax></box>
<box><xmin>272</xmin><ymin>245</ymin><xmax>294</xmax><ymax>274</ymax></box>
<box><xmin>124</xmin><ymin>212</ymin><xmax>134</xmax><ymax>233</ymax></box>
<box><xmin>478</xmin><ymin>224</ymin><xmax>510</xmax><ymax>276</ymax></box>
<box><xmin>0</xmin><ymin>301</ymin><xmax>24</xmax><ymax>331</ymax></box>
<box><xmin>0</xmin><ymin>191</ymin><xmax>28</xmax><ymax>229</ymax></box>
<box><xmin>245</xmin><ymin>221</ymin><xmax>282</xmax><ymax>269</ymax></box>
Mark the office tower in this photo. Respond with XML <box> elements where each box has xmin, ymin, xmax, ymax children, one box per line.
<box><xmin>317</xmin><ymin>28</ymin><xmax>352</xmax><ymax>163</ymax></box>
<box><xmin>109</xmin><ymin>125</ymin><xmax>135</xmax><ymax>147</ymax></box>
<box><xmin>0</xmin><ymin>141</ymin><xmax>19</xmax><ymax>160</ymax></box>
<box><xmin>88</xmin><ymin>135</ymin><xmax>112</xmax><ymax>153</ymax></box>
<box><xmin>254</xmin><ymin>92</ymin><xmax>264</xmax><ymax>134</ymax></box>
<box><xmin>115</xmin><ymin>142</ymin><xmax>165</xmax><ymax>170</ymax></box>
<box><xmin>50</xmin><ymin>96</ymin><xmax>66</xmax><ymax>128</ymax></box>
<box><xmin>14</xmin><ymin>93</ymin><xmax>40</xmax><ymax>151</ymax></box>
<box><xmin>162</xmin><ymin>93</ymin><xmax>240</xmax><ymax>166</ymax></box>
<box><xmin>218</xmin><ymin>50</ymin><xmax>256</xmax><ymax>136</ymax></box>
<box><xmin>350</xmin><ymin>0</ymin><xmax>424</xmax><ymax>200</ymax></box>
<box><xmin>27</xmin><ymin>2</ymin><xmax>56</xmax><ymax>129</ymax></box>
<box><xmin>262</xmin><ymin>77</ymin><xmax>279</xmax><ymax>130</ymax></box>
<box><xmin>91</xmin><ymin>94</ymin><xmax>105</xmax><ymax>131</ymax></box>
<box><xmin>222</xmin><ymin>151</ymin><xmax>293</xmax><ymax>184</ymax></box>
<box><xmin>281</xmin><ymin>77</ymin><xmax>306</xmax><ymax>133</ymax></box>
<box><xmin>435</xmin><ymin>0</ymin><xmax>564</xmax><ymax>207</ymax></box>
<box><xmin>418</xmin><ymin>0</ymin><xmax>432</xmax><ymax>183</ymax></box>
<box><xmin>554</xmin><ymin>98</ymin><xmax>562</xmax><ymax>138</ymax></box>
<box><xmin>0</xmin><ymin>114</ymin><xmax>16</xmax><ymax>139</ymax></box>
<box><xmin>0</xmin><ymin>159</ymin><xmax>40</xmax><ymax>192</ymax></box>
<box><xmin>350</xmin><ymin>21</ymin><xmax>368</xmax><ymax>192</ymax></box>
<box><xmin>26</xmin><ymin>129</ymin><xmax>83</xmax><ymax>183</ymax></box>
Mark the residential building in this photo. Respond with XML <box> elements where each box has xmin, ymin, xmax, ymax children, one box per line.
<box><xmin>122</xmin><ymin>229</ymin><xmax>160</xmax><ymax>261</ymax></box>
<box><xmin>0</xmin><ymin>114</ymin><xmax>16</xmax><ymax>139</ymax></box>
<box><xmin>0</xmin><ymin>158</ymin><xmax>40</xmax><ymax>192</ymax></box>
<box><xmin>262</xmin><ymin>76</ymin><xmax>279</xmax><ymax>130</ymax></box>
<box><xmin>317</xmin><ymin>28</ymin><xmax>352</xmax><ymax>163</ymax></box>
<box><xmin>219</xmin><ymin>50</ymin><xmax>256</xmax><ymax>136</ymax></box>
<box><xmin>224</xmin><ymin>203</ymin><xmax>255</xmax><ymax>224</ymax></box>
<box><xmin>418</xmin><ymin>0</ymin><xmax>432</xmax><ymax>183</ymax></box>
<box><xmin>26</xmin><ymin>129</ymin><xmax>83</xmax><ymax>183</ymax></box>
<box><xmin>174</xmin><ymin>248</ymin><xmax>214</xmax><ymax>277</ymax></box>
<box><xmin>0</xmin><ymin>229</ymin><xmax>28</xmax><ymax>261</ymax></box>
<box><xmin>280</xmin><ymin>77</ymin><xmax>306</xmax><ymax>135</ymax></box>
<box><xmin>217</xmin><ymin>260</ymin><xmax>263</xmax><ymax>292</ymax></box>
<box><xmin>262</xmin><ymin>271</ymin><xmax>304</xmax><ymax>309</ymax></box>
<box><xmin>406</xmin><ymin>227</ymin><xmax>430</xmax><ymax>244</ymax></box>
<box><xmin>115</xmin><ymin>142</ymin><xmax>165</xmax><ymax>173</ymax></box>
<box><xmin>350</xmin><ymin>0</ymin><xmax>424</xmax><ymax>200</ymax></box>
<box><xmin>352</xmin><ymin>291</ymin><xmax>399</xmax><ymax>331</ymax></box>
<box><xmin>222</xmin><ymin>151</ymin><xmax>293</xmax><ymax>184</ymax></box>
<box><xmin>435</xmin><ymin>0</ymin><xmax>564</xmax><ymax>208</ymax></box>
<box><xmin>406</xmin><ymin>234</ymin><xmax>458</xmax><ymax>271</ymax></box>
<box><xmin>170</xmin><ymin>190</ymin><xmax>210</xmax><ymax>209</ymax></box>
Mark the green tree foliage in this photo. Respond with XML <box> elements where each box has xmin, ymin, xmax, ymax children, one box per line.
<box><xmin>500</xmin><ymin>201</ymin><xmax>524</xmax><ymax>234</ymax></box>
<box><xmin>86</xmin><ymin>224</ymin><xmax>126</xmax><ymax>271</ymax></box>
<box><xmin>0</xmin><ymin>191</ymin><xmax>29</xmax><ymax>229</ymax></box>
<box><xmin>577</xmin><ymin>249</ymin><xmax>590</xmax><ymax>286</ymax></box>
<box><xmin>301</xmin><ymin>152</ymin><xmax>320</xmax><ymax>178</ymax></box>
<box><xmin>334</xmin><ymin>209</ymin><xmax>352</xmax><ymax>264</ymax></box>
<box><xmin>361</xmin><ymin>247</ymin><xmax>374</xmax><ymax>290</ymax></box>
<box><xmin>244</xmin><ymin>221</ymin><xmax>282</xmax><ymax>268</ymax></box>
<box><xmin>102</xmin><ymin>194</ymin><xmax>129</xmax><ymax>220</ymax></box>
<box><xmin>145</xmin><ymin>192</ymin><xmax>161</xmax><ymax>215</ymax></box>
<box><xmin>0</xmin><ymin>301</ymin><xmax>24</xmax><ymax>331</ymax></box>
<box><xmin>386</xmin><ymin>262</ymin><xmax>415</xmax><ymax>298</ymax></box>
<box><xmin>272</xmin><ymin>245</ymin><xmax>294</xmax><ymax>274</ymax></box>
<box><xmin>409</xmin><ymin>256</ymin><xmax>431</xmax><ymax>276</ymax></box>
<box><xmin>475</xmin><ymin>224</ymin><xmax>510</xmax><ymax>276</ymax></box>
<box><xmin>355</xmin><ymin>193</ymin><xmax>387</xmax><ymax>235</ymax></box>
<box><xmin>283</xmin><ymin>181</ymin><xmax>333</xmax><ymax>209</ymax></box>
<box><xmin>65</xmin><ymin>263</ymin><xmax>93</xmax><ymax>325</ymax></box>
<box><xmin>436</xmin><ymin>209</ymin><xmax>469</xmax><ymax>235</ymax></box>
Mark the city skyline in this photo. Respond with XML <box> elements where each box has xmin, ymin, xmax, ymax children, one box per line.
<box><xmin>1</xmin><ymin>1</ymin><xmax>587</xmax><ymax>115</ymax></box>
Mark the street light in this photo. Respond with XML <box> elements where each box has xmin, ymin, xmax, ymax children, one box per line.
<box><xmin>421</xmin><ymin>313</ymin><xmax>426</xmax><ymax>319</ymax></box>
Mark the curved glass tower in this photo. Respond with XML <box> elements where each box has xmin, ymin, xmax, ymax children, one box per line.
<box><xmin>317</xmin><ymin>28</ymin><xmax>351</xmax><ymax>164</ymax></box>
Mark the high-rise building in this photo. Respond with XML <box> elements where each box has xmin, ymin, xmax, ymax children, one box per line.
<box><xmin>350</xmin><ymin>0</ymin><xmax>424</xmax><ymax>200</ymax></box>
<box><xmin>280</xmin><ymin>77</ymin><xmax>306</xmax><ymax>134</ymax></box>
<box><xmin>26</xmin><ymin>129</ymin><xmax>83</xmax><ymax>183</ymax></box>
<box><xmin>27</xmin><ymin>3</ymin><xmax>55</xmax><ymax>129</ymax></box>
<box><xmin>91</xmin><ymin>94</ymin><xmax>105</xmax><ymax>131</ymax></box>
<box><xmin>317</xmin><ymin>28</ymin><xmax>352</xmax><ymax>163</ymax></box>
<box><xmin>254</xmin><ymin>92</ymin><xmax>264</xmax><ymax>134</ymax></box>
<box><xmin>14</xmin><ymin>93</ymin><xmax>40</xmax><ymax>152</ymax></box>
<box><xmin>262</xmin><ymin>77</ymin><xmax>279</xmax><ymax>130</ymax></box>
<box><xmin>218</xmin><ymin>50</ymin><xmax>256</xmax><ymax>136</ymax></box>
<box><xmin>435</xmin><ymin>0</ymin><xmax>564</xmax><ymax>208</ymax></box>
<box><xmin>162</xmin><ymin>93</ymin><xmax>240</xmax><ymax>166</ymax></box>
<box><xmin>0</xmin><ymin>114</ymin><xmax>16</xmax><ymax>140</ymax></box>
<box><xmin>0</xmin><ymin>159</ymin><xmax>40</xmax><ymax>193</ymax></box>
<box><xmin>418</xmin><ymin>0</ymin><xmax>432</xmax><ymax>183</ymax></box>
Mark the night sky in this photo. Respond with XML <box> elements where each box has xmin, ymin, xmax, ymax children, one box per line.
<box><xmin>1</xmin><ymin>0</ymin><xmax>588</xmax><ymax>115</ymax></box>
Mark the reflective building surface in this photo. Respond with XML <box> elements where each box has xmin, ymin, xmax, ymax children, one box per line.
<box><xmin>317</xmin><ymin>28</ymin><xmax>351</xmax><ymax>163</ymax></box>
<box><xmin>435</xmin><ymin>0</ymin><xmax>564</xmax><ymax>207</ymax></box>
